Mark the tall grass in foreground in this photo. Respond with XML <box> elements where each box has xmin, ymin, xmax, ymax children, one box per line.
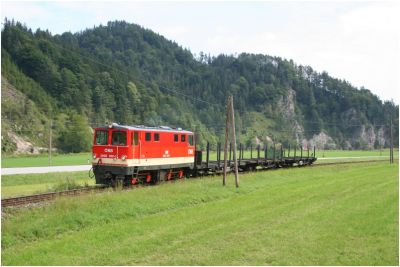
<box><xmin>1</xmin><ymin>162</ymin><xmax>398</xmax><ymax>265</ymax></box>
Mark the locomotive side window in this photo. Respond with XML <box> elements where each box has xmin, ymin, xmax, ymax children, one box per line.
<box><xmin>132</xmin><ymin>132</ymin><xmax>139</xmax><ymax>146</ymax></box>
<box><xmin>95</xmin><ymin>131</ymin><xmax>108</xmax><ymax>145</ymax></box>
<box><xmin>181</xmin><ymin>134</ymin><xmax>186</xmax><ymax>142</ymax></box>
<box><xmin>188</xmin><ymin>135</ymin><xmax>194</xmax><ymax>146</ymax></box>
<box><xmin>174</xmin><ymin>134</ymin><xmax>178</xmax><ymax>142</ymax></box>
<box><xmin>112</xmin><ymin>131</ymin><xmax>126</xmax><ymax>146</ymax></box>
<box><xmin>145</xmin><ymin>132</ymin><xmax>151</xmax><ymax>141</ymax></box>
<box><xmin>154</xmin><ymin>133</ymin><xmax>160</xmax><ymax>142</ymax></box>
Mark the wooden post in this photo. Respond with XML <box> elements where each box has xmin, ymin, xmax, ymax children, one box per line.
<box><xmin>223</xmin><ymin>96</ymin><xmax>231</xmax><ymax>185</ymax></box>
<box><xmin>48</xmin><ymin>119</ymin><xmax>52</xmax><ymax>166</ymax></box>
<box><xmin>230</xmin><ymin>96</ymin><xmax>239</xmax><ymax>187</ymax></box>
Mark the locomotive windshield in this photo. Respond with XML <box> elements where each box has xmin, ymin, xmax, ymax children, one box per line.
<box><xmin>95</xmin><ymin>130</ymin><xmax>108</xmax><ymax>145</ymax></box>
<box><xmin>188</xmin><ymin>135</ymin><xmax>194</xmax><ymax>146</ymax></box>
<box><xmin>112</xmin><ymin>131</ymin><xmax>127</xmax><ymax>146</ymax></box>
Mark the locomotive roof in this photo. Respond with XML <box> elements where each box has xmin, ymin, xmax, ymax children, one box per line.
<box><xmin>95</xmin><ymin>124</ymin><xmax>193</xmax><ymax>134</ymax></box>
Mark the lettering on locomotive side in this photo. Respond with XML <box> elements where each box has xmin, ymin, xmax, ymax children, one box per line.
<box><xmin>188</xmin><ymin>149</ymin><xmax>194</xmax><ymax>155</ymax></box>
<box><xmin>104</xmin><ymin>148</ymin><xmax>113</xmax><ymax>153</ymax></box>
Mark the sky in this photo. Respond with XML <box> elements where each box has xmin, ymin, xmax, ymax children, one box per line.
<box><xmin>1</xmin><ymin>0</ymin><xmax>399</xmax><ymax>103</ymax></box>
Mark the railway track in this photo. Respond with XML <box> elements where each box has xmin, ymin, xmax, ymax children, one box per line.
<box><xmin>1</xmin><ymin>159</ymin><xmax>391</xmax><ymax>208</ymax></box>
<box><xmin>1</xmin><ymin>186</ymin><xmax>107</xmax><ymax>208</ymax></box>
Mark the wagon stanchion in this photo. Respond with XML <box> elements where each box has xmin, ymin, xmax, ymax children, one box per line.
<box><xmin>273</xmin><ymin>142</ymin><xmax>276</xmax><ymax>162</ymax></box>
<box><xmin>301</xmin><ymin>145</ymin><xmax>303</xmax><ymax>159</ymax></box>
<box><xmin>217</xmin><ymin>142</ymin><xmax>221</xmax><ymax>168</ymax></box>
<box><xmin>257</xmin><ymin>144</ymin><xmax>260</xmax><ymax>164</ymax></box>
<box><xmin>264</xmin><ymin>144</ymin><xmax>268</xmax><ymax>162</ymax></box>
<box><xmin>288</xmin><ymin>144</ymin><xmax>290</xmax><ymax>158</ymax></box>
<box><xmin>294</xmin><ymin>145</ymin><xmax>297</xmax><ymax>159</ymax></box>
<box><xmin>250</xmin><ymin>145</ymin><xmax>253</xmax><ymax>159</ymax></box>
<box><xmin>206</xmin><ymin>141</ymin><xmax>210</xmax><ymax>169</ymax></box>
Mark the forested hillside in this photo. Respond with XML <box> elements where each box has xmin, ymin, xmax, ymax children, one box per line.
<box><xmin>1</xmin><ymin>19</ymin><xmax>398</xmax><ymax>153</ymax></box>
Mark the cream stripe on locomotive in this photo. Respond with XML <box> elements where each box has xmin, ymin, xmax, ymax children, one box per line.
<box><xmin>93</xmin><ymin>157</ymin><xmax>194</xmax><ymax>167</ymax></box>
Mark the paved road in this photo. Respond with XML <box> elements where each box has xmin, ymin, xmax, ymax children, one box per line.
<box><xmin>1</xmin><ymin>165</ymin><xmax>92</xmax><ymax>175</ymax></box>
<box><xmin>0</xmin><ymin>155</ymin><xmax>391</xmax><ymax>175</ymax></box>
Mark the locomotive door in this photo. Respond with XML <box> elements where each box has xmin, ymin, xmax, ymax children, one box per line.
<box><xmin>132</xmin><ymin>131</ymin><xmax>140</xmax><ymax>164</ymax></box>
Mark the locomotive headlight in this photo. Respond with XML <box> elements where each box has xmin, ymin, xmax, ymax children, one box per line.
<box><xmin>93</xmin><ymin>153</ymin><xmax>97</xmax><ymax>159</ymax></box>
<box><xmin>121</xmin><ymin>155</ymin><xmax>126</xmax><ymax>161</ymax></box>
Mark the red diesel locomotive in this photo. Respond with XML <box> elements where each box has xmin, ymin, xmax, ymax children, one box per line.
<box><xmin>92</xmin><ymin>123</ymin><xmax>195</xmax><ymax>186</ymax></box>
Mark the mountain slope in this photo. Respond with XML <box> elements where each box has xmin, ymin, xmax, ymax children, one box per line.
<box><xmin>1</xmin><ymin>19</ymin><xmax>398</xmax><ymax>153</ymax></box>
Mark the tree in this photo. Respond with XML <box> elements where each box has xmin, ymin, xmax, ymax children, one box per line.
<box><xmin>57</xmin><ymin>113</ymin><xmax>92</xmax><ymax>153</ymax></box>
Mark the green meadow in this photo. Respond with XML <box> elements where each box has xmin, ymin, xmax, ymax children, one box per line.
<box><xmin>1</xmin><ymin>153</ymin><xmax>91</xmax><ymax>168</ymax></box>
<box><xmin>2</xmin><ymin>161</ymin><xmax>398</xmax><ymax>265</ymax></box>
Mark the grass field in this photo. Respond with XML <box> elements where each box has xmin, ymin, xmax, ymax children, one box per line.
<box><xmin>1</xmin><ymin>149</ymin><xmax>397</xmax><ymax>168</ymax></box>
<box><xmin>1</xmin><ymin>171</ymin><xmax>94</xmax><ymax>198</ymax></box>
<box><xmin>1</xmin><ymin>161</ymin><xmax>398</xmax><ymax>265</ymax></box>
<box><xmin>1</xmin><ymin>153</ymin><xmax>91</xmax><ymax>168</ymax></box>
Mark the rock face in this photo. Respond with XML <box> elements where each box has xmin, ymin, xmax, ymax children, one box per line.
<box><xmin>377</xmin><ymin>127</ymin><xmax>386</xmax><ymax>147</ymax></box>
<box><xmin>340</xmin><ymin>108</ymin><xmax>386</xmax><ymax>149</ymax></box>
<box><xmin>295</xmin><ymin>107</ymin><xmax>388</xmax><ymax>150</ymax></box>
<box><xmin>352</xmin><ymin>126</ymin><xmax>375</xmax><ymax>149</ymax></box>
<box><xmin>7</xmin><ymin>132</ymin><xmax>40</xmax><ymax>154</ymax></box>
<box><xmin>303</xmin><ymin>132</ymin><xmax>336</xmax><ymax>150</ymax></box>
<box><xmin>278</xmin><ymin>89</ymin><xmax>304</xmax><ymax>143</ymax></box>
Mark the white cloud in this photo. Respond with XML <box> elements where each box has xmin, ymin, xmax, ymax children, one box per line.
<box><xmin>201</xmin><ymin>2</ymin><xmax>400</xmax><ymax>103</ymax></box>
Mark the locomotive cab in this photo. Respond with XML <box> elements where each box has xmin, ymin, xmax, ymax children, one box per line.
<box><xmin>92</xmin><ymin>124</ymin><xmax>195</xmax><ymax>186</ymax></box>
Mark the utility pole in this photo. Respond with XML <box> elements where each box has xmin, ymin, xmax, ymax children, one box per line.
<box><xmin>230</xmin><ymin>96</ymin><xmax>239</xmax><ymax>188</ymax></box>
<box><xmin>223</xmin><ymin>95</ymin><xmax>239</xmax><ymax>187</ymax></box>
<box><xmin>390</xmin><ymin>117</ymin><xmax>393</xmax><ymax>164</ymax></box>
<box><xmin>49</xmin><ymin>119</ymin><xmax>53</xmax><ymax>166</ymax></box>
<box><xmin>223</xmin><ymin>96</ymin><xmax>231</xmax><ymax>186</ymax></box>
